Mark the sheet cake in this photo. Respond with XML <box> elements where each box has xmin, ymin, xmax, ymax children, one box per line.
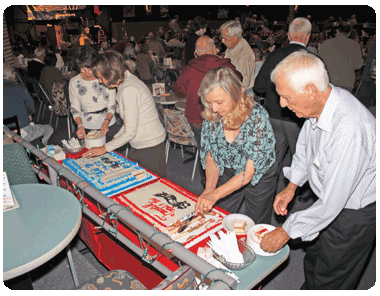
<box><xmin>62</xmin><ymin>152</ymin><xmax>157</xmax><ymax>196</ymax></box>
<box><xmin>113</xmin><ymin>179</ymin><xmax>226</xmax><ymax>249</ymax></box>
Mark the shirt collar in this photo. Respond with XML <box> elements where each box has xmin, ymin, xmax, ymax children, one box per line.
<box><xmin>32</xmin><ymin>58</ymin><xmax>45</xmax><ymax>64</ymax></box>
<box><xmin>309</xmin><ymin>84</ymin><xmax>337</xmax><ymax>133</ymax></box>
<box><xmin>289</xmin><ymin>41</ymin><xmax>306</xmax><ymax>47</ymax></box>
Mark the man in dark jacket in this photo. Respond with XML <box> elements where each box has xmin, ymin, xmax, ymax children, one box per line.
<box><xmin>27</xmin><ymin>47</ymin><xmax>46</xmax><ymax>81</ymax></box>
<box><xmin>254</xmin><ymin>17</ymin><xmax>313</xmax><ymax>201</ymax></box>
<box><xmin>174</xmin><ymin>35</ymin><xmax>242</xmax><ymax>144</ymax></box>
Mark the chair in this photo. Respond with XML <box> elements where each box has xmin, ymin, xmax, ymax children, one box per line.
<box><xmin>33</xmin><ymin>82</ymin><xmax>54</xmax><ymax>124</ymax></box>
<box><xmin>3</xmin><ymin>115</ymin><xmax>46</xmax><ymax>148</ymax></box>
<box><xmin>77</xmin><ymin>265</ymin><xmax>196</xmax><ymax>290</ymax></box>
<box><xmin>23</xmin><ymin>76</ymin><xmax>43</xmax><ymax>121</ymax></box>
<box><xmin>165</xmin><ymin>69</ymin><xmax>180</xmax><ymax>92</ymax></box>
<box><xmin>51</xmin><ymin>81</ymin><xmax>73</xmax><ymax>138</ymax></box>
<box><xmin>15</xmin><ymin>70</ymin><xmax>25</xmax><ymax>86</ymax></box>
<box><xmin>163</xmin><ymin>109</ymin><xmax>199</xmax><ymax>181</ymax></box>
<box><xmin>3</xmin><ymin>115</ymin><xmax>21</xmax><ymax>135</ymax></box>
<box><xmin>3</xmin><ymin>143</ymin><xmax>38</xmax><ymax>185</ymax></box>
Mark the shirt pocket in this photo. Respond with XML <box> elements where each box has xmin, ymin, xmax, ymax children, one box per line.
<box><xmin>311</xmin><ymin>152</ymin><xmax>325</xmax><ymax>184</ymax></box>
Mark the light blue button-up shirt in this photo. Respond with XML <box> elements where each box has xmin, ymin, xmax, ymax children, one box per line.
<box><xmin>283</xmin><ymin>85</ymin><xmax>376</xmax><ymax>241</ymax></box>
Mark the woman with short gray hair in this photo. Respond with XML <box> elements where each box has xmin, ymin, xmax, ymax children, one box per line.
<box><xmin>69</xmin><ymin>46</ymin><xmax>118</xmax><ymax>142</ymax></box>
<box><xmin>82</xmin><ymin>50</ymin><xmax>166</xmax><ymax>178</ymax></box>
<box><xmin>195</xmin><ymin>67</ymin><xmax>276</xmax><ymax>225</ymax></box>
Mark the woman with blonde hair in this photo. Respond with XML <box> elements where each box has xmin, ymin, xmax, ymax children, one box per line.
<box><xmin>195</xmin><ymin>67</ymin><xmax>276</xmax><ymax>224</ymax></box>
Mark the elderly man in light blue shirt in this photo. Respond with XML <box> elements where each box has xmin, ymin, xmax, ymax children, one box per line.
<box><xmin>260</xmin><ymin>50</ymin><xmax>376</xmax><ymax>290</ymax></box>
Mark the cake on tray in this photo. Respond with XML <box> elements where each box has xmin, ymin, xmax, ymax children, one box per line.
<box><xmin>62</xmin><ymin>152</ymin><xmax>157</xmax><ymax>197</ymax></box>
<box><xmin>113</xmin><ymin>179</ymin><xmax>226</xmax><ymax>249</ymax></box>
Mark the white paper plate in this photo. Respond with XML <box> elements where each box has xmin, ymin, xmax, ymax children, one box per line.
<box><xmin>222</xmin><ymin>214</ymin><xmax>255</xmax><ymax>234</ymax></box>
<box><xmin>247</xmin><ymin>224</ymin><xmax>282</xmax><ymax>256</ymax></box>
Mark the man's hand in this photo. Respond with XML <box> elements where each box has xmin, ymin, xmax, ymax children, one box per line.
<box><xmin>260</xmin><ymin>227</ymin><xmax>290</xmax><ymax>253</ymax></box>
<box><xmin>82</xmin><ymin>145</ymin><xmax>107</xmax><ymax>158</ymax></box>
<box><xmin>273</xmin><ymin>184</ymin><xmax>297</xmax><ymax>216</ymax></box>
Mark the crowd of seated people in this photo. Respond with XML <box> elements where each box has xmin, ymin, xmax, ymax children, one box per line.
<box><xmin>8</xmin><ymin>12</ymin><xmax>375</xmax><ymax>149</ymax></box>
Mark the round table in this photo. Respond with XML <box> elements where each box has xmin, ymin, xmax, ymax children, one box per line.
<box><xmin>175</xmin><ymin>100</ymin><xmax>186</xmax><ymax>112</ymax></box>
<box><xmin>3</xmin><ymin>184</ymin><xmax>82</xmax><ymax>281</ymax></box>
<box><xmin>153</xmin><ymin>92</ymin><xmax>184</xmax><ymax>106</ymax></box>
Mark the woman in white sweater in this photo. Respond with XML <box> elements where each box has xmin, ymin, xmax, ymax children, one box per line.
<box><xmin>82</xmin><ymin>50</ymin><xmax>166</xmax><ymax>177</ymax></box>
<box><xmin>69</xmin><ymin>46</ymin><xmax>120</xmax><ymax>142</ymax></box>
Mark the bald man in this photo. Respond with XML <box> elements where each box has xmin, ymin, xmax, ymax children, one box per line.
<box><xmin>174</xmin><ymin>36</ymin><xmax>242</xmax><ymax>144</ymax></box>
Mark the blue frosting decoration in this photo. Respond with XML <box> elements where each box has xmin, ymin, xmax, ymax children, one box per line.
<box><xmin>62</xmin><ymin>152</ymin><xmax>157</xmax><ymax>197</ymax></box>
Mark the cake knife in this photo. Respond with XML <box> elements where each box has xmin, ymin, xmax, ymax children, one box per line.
<box><xmin>169</xmin><ymin>212</ymin><xmax>196</xmax><ymax>229</ymax></box>
<box><xmin>179</xmin><ymin>212</ymin><xmax>195</xmax><ymax>223</ymax></box>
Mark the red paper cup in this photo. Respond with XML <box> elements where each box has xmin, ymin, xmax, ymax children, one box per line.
<box><xmin>236</xmin><ymin>233</ymin><xmax>248</xmax><ymax>245</ymax></box>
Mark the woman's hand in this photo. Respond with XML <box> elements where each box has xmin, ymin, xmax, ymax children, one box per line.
<box><xmin>77</xmin><ymin>126</ymin><xmax>86</xmax><ymax>139</ymax></box>
<box><xmin>195</xmin><ymin>189</ymin><xmax>219</xmax><ymax>216</ymax></box>
<box><xmin>82</xmin><ymin>145</ymin><xmax>107</xmax><ymax>158</ymax></box>
<box><xmin>100</xmin><ymin>120</ymin><xmax>109</xmax><ymax>136</ymax></box>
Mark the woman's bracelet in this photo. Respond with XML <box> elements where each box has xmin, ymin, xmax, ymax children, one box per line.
<box><xmin>78</xmin><ymin>124</ymin><xmax>83</xmax><ymax>129</ymax></box>
<box><xmin>104</xmin><ymin>118</ymin><xmax>110</xmax><ymax>123</ymax></box>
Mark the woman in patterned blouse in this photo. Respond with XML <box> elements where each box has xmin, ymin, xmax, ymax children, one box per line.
<box><xmin>69</xmin><ymin>46</ymin><xmax>120</xmax><ymax>142</ymax></box>
<box><xmin>195</xmin><ymin>67</ymin><xmax>276</xmax><ymax>224</ymax></box>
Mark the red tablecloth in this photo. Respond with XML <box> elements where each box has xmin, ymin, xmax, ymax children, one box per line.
<box><xmin>56</xmin><ymin>150</ymin><xmax>229</xmax><ymax>288</ymax></box>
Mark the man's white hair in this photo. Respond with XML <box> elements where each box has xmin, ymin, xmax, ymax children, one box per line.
<box><xmin>219</xmin><ymin>20</ymin><xmax>242</xmax><ymax>39</ymax></box>
<box><xmin>3</xmin><ymin>62</ymin><xmax>15</xmax><ymax>81</ymax></box>
<box><xmin>288</xmin><ymin>17</ymin><xmax>312</xmax><ymax>38</ymax></box>
<box><xmin>271</xmin><ymin>50</ymin><xmax>329</xmax><ymax>93</ymax></box>
<box><xmin>34</xmin><ymin>47</ymin><xmax>46</xmax><ymax>57</ymax></box>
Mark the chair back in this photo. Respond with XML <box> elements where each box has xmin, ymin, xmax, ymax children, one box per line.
<box><xmin>152</xmin><ymin>265</ymin><xmax>196</xmax><ymax>290</ymax></box>
<box><xmin>33</xmin><ymin>82</ymin><xmax>53</xmax><ymax>105</ymax></box>
<box><xmin>51</xmin><ymin>82</ymin><xmax>69</xmax><ymax>116</ymax></box>
<box><xmin>3</xmin><ymin>143</ymin><xmax>38</xmax><ymax>185</ymax></box>
<box><xmin>24</xmin><ymin>76</ymin><xmax>39</xmax><ymax>100</ymax></box>
<box><xmin>166</xmin><ymin>69</ymin><xmax>180</xmax><ymax>82</ymax></box>
<box><xmin>163</xmin><ymin>109</ymin><xmax>197</xmax><ymax>147</ymax></box>
<box><xmin>15</xmin><ymin>71</ymin><xmax>25</xmax><ymax>86</ymax></box>
<box><xmin>165</xmin><ymin>69</ymin><xmax>180</xmax><ymax>92</ymax></box>
<box><xmin>77</xmin><ymin>265</ymin><xmax>196</xmax><ymax>290</ymax></box>
<box><xmin>3</xmin><ymin>115</ymin><xmax>21</xmax><ymax>135</ymax></box>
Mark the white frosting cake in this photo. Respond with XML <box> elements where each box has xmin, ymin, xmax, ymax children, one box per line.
<box><xmin>62</xmin><ymin>152</ymin><xmax>157</xmax><ymax>196</ymax></box>
<box><xmin>113</xmin><ymin>179</ymin><xmax>226</xmax><ymax>248</ymax></box>
<box><xmin>85</xmin><ymin>130</ymin><xmax>106</xmax><ymax>149</ymax></box>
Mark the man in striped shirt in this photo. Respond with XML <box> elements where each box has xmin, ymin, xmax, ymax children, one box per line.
<box><xmin>260</xmin><ymin>51</ymin><xmax>376</xmax><ymax>289</ymax></box>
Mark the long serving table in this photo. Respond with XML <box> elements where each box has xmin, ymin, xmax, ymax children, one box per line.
<box><xmin>234</xmin><ymin>246</ymin><xmax>289</xmax><ymax>289</ymax></box>
<box><xmin>4</xmin><ymin>127</ymin><xmax>289</xmax><ymax>290</ymax></box>
<box><xmin>52</xmin><ymin>151</ymin><xmax>289</xmax><ymax>290</ymax></box>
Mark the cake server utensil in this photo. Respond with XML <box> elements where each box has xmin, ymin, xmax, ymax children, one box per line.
<box><xmin>177</xmin><ymin>214</ymin><xmax>197</xmax><ymax>233</ymax></box>
<box><xmin>179</xmin><ymin>212</ymin><xmax>195</xmax><ymax>223</ymax></box>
